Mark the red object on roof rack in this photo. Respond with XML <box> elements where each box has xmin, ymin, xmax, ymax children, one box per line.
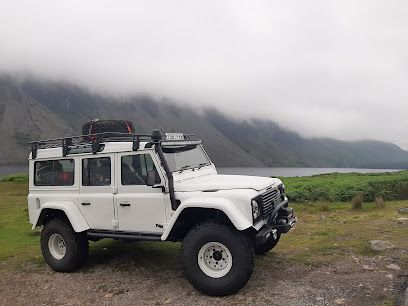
<box><xmin>82</xmin><ymin>119</ymin><xmax>135</xmax><ymax>141</ymax></box>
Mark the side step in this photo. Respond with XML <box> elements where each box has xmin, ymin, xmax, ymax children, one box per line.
<box><xmin>87</xmin><ymin>230</ymin><xmax>162</xmax><ymax>241</ymax></box>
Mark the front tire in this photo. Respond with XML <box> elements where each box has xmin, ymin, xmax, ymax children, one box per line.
<box><xmin>41</xmin><ymin>219</ymin><xmax>88</xmax><ymax>272</ymax></box>
<box><xmin>182</xmin><ymin>221</ymin><xmax>255</xmax><ymax>296</ymax></box>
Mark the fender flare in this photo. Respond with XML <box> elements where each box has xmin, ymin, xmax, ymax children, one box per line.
<box><xmin>161</xmin><ymin>197</ymin><xmax>253</xmax><ymax>241</ymax></box>
<box><xmin>33</xmin><ymin>201</ymin><xmax>90</xmax><ymax>233</ymax></box>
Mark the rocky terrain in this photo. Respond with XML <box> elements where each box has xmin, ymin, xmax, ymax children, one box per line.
<box><xmin>0</xmin><ymin>244</ymin><xmax>407</xmax><ymax>306</ymax></box>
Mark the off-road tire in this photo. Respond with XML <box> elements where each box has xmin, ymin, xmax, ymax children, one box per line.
<box><xmin>41</xmin><ymin>219</ymin><xmax>88</xmax><ymax>272</ymax></box>
<box><xmin>182</xmin><ymin>221</ymin><xmax>255</xmax><ymax>296</ymax></box>
<box><xmin>254</xmin><ymin>233</ymin><xmax>281</xmax><ymax>255</ymax></box>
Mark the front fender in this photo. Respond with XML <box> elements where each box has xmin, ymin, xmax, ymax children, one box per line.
<box><xmin>33</xmin><ymin>201</ymin><xmax>90</xmax><ymax>233</ymax></box>
<box><xmin>161</xmin><ymin>197</ymin><xmax>253</xmax><ymax>241</ymax></box>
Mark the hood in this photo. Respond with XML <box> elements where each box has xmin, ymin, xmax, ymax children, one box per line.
<box><xmin>174</xmin><ymin>174</ymin><xmax>281</xmax><ymax>192</ymax></box>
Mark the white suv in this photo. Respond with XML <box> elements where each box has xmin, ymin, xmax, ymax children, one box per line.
<box><xmin>28</xmin><ymin>130</ymin><xmax>296</xmax><ymax>296</ymax></box>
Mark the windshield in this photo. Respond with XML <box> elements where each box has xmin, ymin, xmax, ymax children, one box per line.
<box><xmin>163</xmin><ymin>145</ymin><xmax>211</xmax><ymax>172</ymax></box>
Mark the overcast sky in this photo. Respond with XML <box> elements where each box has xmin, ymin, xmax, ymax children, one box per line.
<box><xmin>1</xmin><ymin>0</ymin><xmax>407</xmax><ymax>149</ymax></box>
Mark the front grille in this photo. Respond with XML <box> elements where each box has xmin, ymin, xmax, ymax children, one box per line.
<box><xmin>260</xmin><ymin>187</ymin><xmax>282</xmax><ymax>216</ymax></box>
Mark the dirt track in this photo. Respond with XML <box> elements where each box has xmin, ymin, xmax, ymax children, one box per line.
<box><xmin>0</xmin><ymin>242</ymin><xmax>406</xmax><ymax>306</ymax></box>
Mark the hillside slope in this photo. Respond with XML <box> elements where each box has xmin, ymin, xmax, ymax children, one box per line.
<box><xmin>1</xmin><ymin>77</ymin><xmax>408</xmax><ymax>168</ymax></box>
<box><xmin>204</xmin><ymin>109</ymin><xmax>408</xmax><ymax>168</ymax></box>
<box><xmin>0</xmin><ymin>78</ymin><xmax>74</xmax><ymax>164</ymax></box>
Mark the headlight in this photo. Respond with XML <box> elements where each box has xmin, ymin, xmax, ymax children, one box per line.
<box><xmin>251</xmin><ymin>198</ymin><xmax>261</xmax><ymax>223</ymax></box>
<box><xmin>279</xmin><ymin>184</ymin><xmax>286</xmax><ymax>199</ymax></box>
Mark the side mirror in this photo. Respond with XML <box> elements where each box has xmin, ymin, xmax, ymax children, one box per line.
<box><xmin>146</xmin><ymin>170</ymin><xmax>157</xmax><ymax>186</ymax></box>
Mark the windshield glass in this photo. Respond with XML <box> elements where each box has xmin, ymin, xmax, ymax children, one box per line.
<box><xmin>163</xmin><ymin>145</ymin><xmax>211</xmax><ymax>172</ymax></box>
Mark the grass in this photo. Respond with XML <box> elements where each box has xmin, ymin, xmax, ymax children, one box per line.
<box><xmin>0</xmin><ymin>173</ymin><xmax>28</xmax><ymax>183</ymax></box>
<box><xmin>276</xmin><ymin>200</ymin><xmax>408</xmax><ymax>266</ymax></box>
<box><xmin>3</xmin><ymin>170</ymin><xmax>408</xmax><ymax>202</ymax></box>
<box><xmin>0</xmin><ymin>180</ymin><xmax>407</xmax><ymax>269</ymax></box>
<box><xmin>282</xmin><ymin>170</ymin><xmax>408</xmax><ymax>203</ymax></box>
<box><xmin>0</xmin><ymin>182</ymin><xmax>41</xmax><ymax>264</ymax></box>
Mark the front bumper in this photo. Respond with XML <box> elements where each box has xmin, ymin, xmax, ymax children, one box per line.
<box><xmin>272</xmin><ymin>214</ymin><xmax>297</xmax><ymax>233</ymax></box>
<box><xmin>255</xmin><ymin>199</ymin><xmax>297</xmax><ymax>245</ymax></box>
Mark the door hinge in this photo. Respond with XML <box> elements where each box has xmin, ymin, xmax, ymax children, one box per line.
<box><xmin>112</xmin><ymin>187</ymin><xmax>118</xmax><ymax>194</ymax></box>
<box><xmin>112</xmin><ymin>220</ymin><xmax>119</xmax><ymax>229</ymax></box>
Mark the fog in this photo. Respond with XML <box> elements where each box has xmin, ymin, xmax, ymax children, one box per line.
<box><xmin>1</xmin><ymin>0</ymin><xmax>407</xmax><ymax>149</ymax></box>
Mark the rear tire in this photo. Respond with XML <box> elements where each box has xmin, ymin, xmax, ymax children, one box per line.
<box><xmin>182</xmin><ymin>221</ymin><xmax>255</xmax><ymax>296</ymax></box>
<box><xmin>254</xmin><ymin>233</ymin><xmax>281</xmax><ymax>255</ymax></box>
<box><xmin>41</xmin><ymin>219</ymin><xmax>88</xmax><ymax>272</ymax></box>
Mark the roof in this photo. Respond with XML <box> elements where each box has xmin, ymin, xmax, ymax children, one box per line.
<box><xmin>29</xmin><ymin>141</ymin><xmax>152</xmax><ymax>160</ymax></box>
<box><xmin>28</xmin><ymin>131</ymin><xmax>202</xmax><ymax>160</ymax></box>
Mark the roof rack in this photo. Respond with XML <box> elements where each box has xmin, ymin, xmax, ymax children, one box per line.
<box><xmin>29</xmin><ymin>131</ymin><xmax>198</xmax><ymax>159</ymax></box>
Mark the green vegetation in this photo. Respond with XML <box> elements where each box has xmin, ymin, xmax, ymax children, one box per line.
<box><xmin>0</xmin><ymin>173</ymin><xmax>28</xmax><ymax>182</ymax></box>
<box><xmin>277</xmin><ymin>200</ymin><xmax>408</xmax><ymax>266</ymax></box>
<box><xmin>0</xmin><ymin>182</ymin><xmax>40</xmax><ymax>263</ymax></box>
<box><xmin>282</xmin><ymin>170</ymin><xmax>408</xmax><ymax>203</ymax></box>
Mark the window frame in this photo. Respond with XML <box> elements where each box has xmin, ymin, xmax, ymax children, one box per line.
<box><xmin>33</xmin><ymin>158</ymin><xmax>75</xmax><ymax>187</ymax></box>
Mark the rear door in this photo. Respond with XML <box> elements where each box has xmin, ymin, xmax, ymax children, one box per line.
<box><xmin>78</xmin><ymin>155</ymin><xmax>115</xmax><ymax>230</ymax></box>
<box><xmin>115</xmin><ymin>151</ymin><xmax>168</xmax><ymax>233</ymax></box>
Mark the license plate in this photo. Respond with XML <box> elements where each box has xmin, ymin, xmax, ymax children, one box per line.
<box><xmin>165</xmin><ymin>133</ymin><xmax>185</xmax><ymax>140</ymax></box>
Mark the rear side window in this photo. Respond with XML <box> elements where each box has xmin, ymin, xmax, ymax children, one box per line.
<box><xmin>82</xmin><ymin>157</ymin><xmax>111</xmax><ymax>186</ymax></box>
<box><xmin>34</xmin><ymin>159</ymin><xmax>74</xmax><ymax>186</ymax></box>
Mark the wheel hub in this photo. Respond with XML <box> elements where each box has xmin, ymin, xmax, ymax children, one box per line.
<box><xmin>213</xmin><ymin>250</ymin><xmax>222</xmax><ymax>261</ymax></box>
<box><xmin>198</xmin><ymin>242</ymin><xmax>233</xmax><ymax>278</ymax></box>
<box><xmin>48</xmin><ymin>233</ymin><xmax>66</xmax><ymax>260</ymax></box>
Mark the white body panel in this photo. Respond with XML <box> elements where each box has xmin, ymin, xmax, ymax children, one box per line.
<box><xmin>32</xmin><ymin>201</ymin><xmax>90</xmax><ymax>232</ymax></box>
<box><xmin>174</xmin><ymin>173</ymin><xmax>281</xmax><ymax>192</ymax></box>
<box><xmin>161</xmin><ymin>196</ymin><xmax>253</xmax><ymax>240</ymax></box>
<box><xmin>28</xmin><ymin>140</ymin><xmax>283</xmax><ymax>239</ymax></box>
<box><xmin>115</xmin><ymin>151</ymin><xmax>168</xmax><ymax>233</ymax></box>
<box><xmin>78</xmin><ymin>154</ymin><xmax>115</xmax><ymax>230</ymax></box>
<box><xmin>27</xmin><ymin>159</ymin><xmax>90</xmax><ymax>232</ymax></box>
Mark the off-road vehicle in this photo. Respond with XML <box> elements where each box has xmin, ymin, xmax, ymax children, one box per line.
<box><xmin>28</xmin><ymin>127</ymin><xmax>296</xmax><ymax>296</ymax></box>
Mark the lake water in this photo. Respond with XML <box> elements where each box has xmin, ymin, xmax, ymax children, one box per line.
<box><xmin>0</xmin><ymin>165</ymin><xmax>402</xmax><ymax>179</ymax></box>
<box><xmin>0</xmin><ymin>165</ymin><xmax>28</xmax><ymax>178</ymax></box>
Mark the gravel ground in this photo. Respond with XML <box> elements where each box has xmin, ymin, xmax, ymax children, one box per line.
<box><xmin>0</xmin><ymin>242</ymin><xmax>406</xmax><ymax>306</ymax></box>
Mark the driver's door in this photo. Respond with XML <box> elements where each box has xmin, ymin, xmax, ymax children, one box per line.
<box><xmin>115</xmin><ymin>151</ymin><xmax>168</xmax><ymax>233</ymax></box>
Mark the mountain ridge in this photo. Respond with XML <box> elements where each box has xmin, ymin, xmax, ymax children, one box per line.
<box><xmin>1</xmin><ymin>77</ymin><xmax>407</xmax><ymax>168</ymax></box>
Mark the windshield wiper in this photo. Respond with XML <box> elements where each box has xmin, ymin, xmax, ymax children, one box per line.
<box><xmin>178</xmin><ymin>165</ymin><xmax>193</xmax><ymax>173</ymax></box>
<box><xmin>178</xmin><ymin>163</ymin><xmax>210</xmax><ymax>173</ymax></box>
<box><xmin>198</xmin><ymin>162</ymin><xmax>210</xmax><ymax>169</ymax></box>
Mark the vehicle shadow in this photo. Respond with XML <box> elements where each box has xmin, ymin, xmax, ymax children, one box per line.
<box><xmin>84</xmin><ymin>239</ymin><xmax>183</xmax><ymax>273</ymax></box>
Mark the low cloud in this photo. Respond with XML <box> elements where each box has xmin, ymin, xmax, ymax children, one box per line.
<box><xmin>1</xmin><ymin>0</ymin><xmax>407</xmax><ymax>148</ymax></box>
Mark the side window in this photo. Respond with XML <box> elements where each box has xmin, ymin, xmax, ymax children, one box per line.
<box><xmin>82</xmin><ymin>157</ymin><xmax>111</xmax><ymax>186</ymax></box>
<box><xmin>121</xmin><ymin>154</ymin><xmax>161</xmax><ymax>185</ymax></box>
<box><xmin>34</xmin><ymin>159</ymin><xmax>74</xmax><ymax>186</ymax></box>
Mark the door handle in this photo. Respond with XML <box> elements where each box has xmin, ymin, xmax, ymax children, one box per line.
<box><xmin>152</xmin><ymin>185</ymin><xmax>166</xmax><ymax>192</ymax></box>
<box><xmin>81</xmin><ymin>202</ymin><xmax>91</xmax><ymax>206</ymax></box>
<box><xmin>120</xmin><ymin>203</ymin><xmax>131</xmax><ymax>207</ymax></box>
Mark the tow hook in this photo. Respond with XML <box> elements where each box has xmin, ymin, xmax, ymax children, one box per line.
<box><xmin>266</xmin><ymin>228</ymin><xmax>278</xmax><ymax>240</ymax></box>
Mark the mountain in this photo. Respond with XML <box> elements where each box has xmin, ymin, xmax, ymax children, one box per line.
<box><xmin>204</xmin><ymin>109</ymin><xmax>408</xmax><ymax>168</ymax></box>
<box><xmin>0</xmin><ymin>77</ymin><xmax>261</xmax><ymax>166</ymax></box>
<box><xmin>0</xmin><ymin>77</ymin><xmax>74</xmax><ymax>164</ymax></box>
<box><xmin>1</xmin><ymin>76</ymin><xmax>408</xmax><ymax>168</ymax></box>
